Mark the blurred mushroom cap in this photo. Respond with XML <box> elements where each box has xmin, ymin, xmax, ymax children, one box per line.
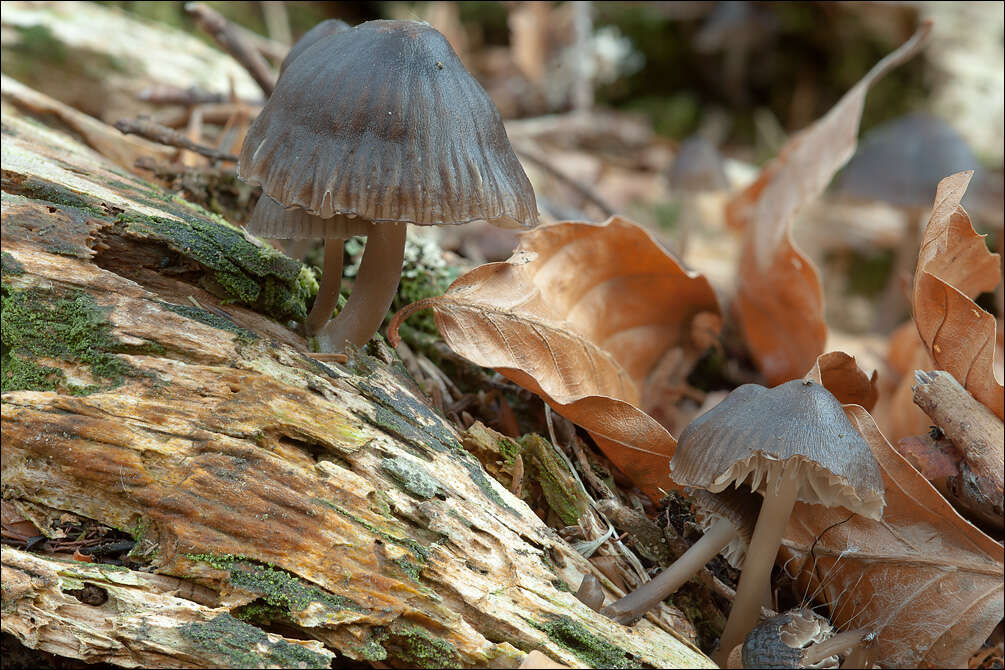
<box><xmin>240</xmin><ymin>19</ymin><xmax>538</xmax><ymax>229</ymax></box>
<box><xmin>689</xmin><ymin>487</ymin><xmax>759</xmax><ymax>569</ymax></box>
<box><xmin>279</xmin><ymin>19</ymin><xmax>351</xmax><ymax>77</ymax></box>
<box><xmin>670</xmin><ymin>380</ymin><xmax>885</xmax><ymax>519</ymax></box>
<box><xmin>833</xmin><ymin>113</ymin><xmax>978</xmax><ymax>209</ymax></box>
<box><xmin>247</xmin><ymin>194</ymin><xmax>374</xmax><ymax>239</ymax></box>
<box><xmin>668</xmin><ymin>136</ymin><xmax>730</xmax><ymax>193</ymax></box>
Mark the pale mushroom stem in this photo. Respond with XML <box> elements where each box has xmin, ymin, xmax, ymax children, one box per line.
<box><xmin>602</xmin><ymin>518</ymin><xmax>738</xmax><ymax>625</ymax></box>
<box><xmin>304</xmin><ymin>238</ymin><xmax>344</xmax><ymax>335</ymax></box>
<box><xmin>713</xmin><ymin>464</ymin><xmax>801</xmax><ymax>666</ymax></box>
<box><xmin>802</xmin><ymin>630</ymin><xmax>866</xmax><ymax>666</ymax></box>
<box><xmin>314</xmin><ymin>223</ymin><xmax>407</xmax><ymax>352</ymax></box>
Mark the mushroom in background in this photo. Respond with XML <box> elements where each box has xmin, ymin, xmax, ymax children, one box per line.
<box><xmin>602</xmin><ymin>487</ymin><xmax>758</xmax><ymax>625</ymax></box>
<box><xmin>574</xmin><ymin>573</ymin><xmax>605</xmax><ymax>612</ymax></box>
<box><xmin>667</xmin><ymin>135</ymin><xmax>731</xmax><ymax>258</ymax></box>
<box><xmin>239</xmin><ymin>20</ymin><xmax>538</xmax><ymax>352</ymax></box>
<box><xmin>669</xmin><ymin>380</ymin><xmax>885</xmax><ymax>665</ymax></box>
<box><xmin>830</xmin><ymin>113</ymin><xmax>980</xmax><ymax>331</ymax></box>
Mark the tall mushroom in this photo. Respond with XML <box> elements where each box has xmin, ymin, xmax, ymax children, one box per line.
<box><xmin>831</xmin><ymin>113</ymin><xmax>979</xmax><ymax>331</ymax></box>
<box><xmin>602</xmin><ymin>487</ymin><xmax>758</xmax><ymax>625</ymax></box>
<box><xmin>239</xmin><ymin>20</ymin><xmax>538</xmax><ymax>352</ymax></box>
<box><xmin>669</xmin><ymin>380</ymin><xmax>885</xmax><ymax>664</ymax></box>
<box><xmin>667</xmin><ymin>135</ymin><xmax>730</xmax><ymax>257</ymax></box>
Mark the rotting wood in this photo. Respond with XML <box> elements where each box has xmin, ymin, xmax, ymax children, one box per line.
<box><xmin>913</xmin><ymin>370</ymin><xmax>1004</xmax><ymax>530</ymax></box>
<box><xmin>0</xmin><ymin>81</ymin><xmax>713</xmax><ymax>669</ymax></box>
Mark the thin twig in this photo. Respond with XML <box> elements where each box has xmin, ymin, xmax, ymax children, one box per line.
<box><xmin>115</xmin><ymin>118</ymin><xmax>238</xmax><ymax>163</ymax></box>
<box><xmin>515</xmin><ymin>146</ymin><xmax>616</xmax><ymax>218</ymax></box>
<box><xmin>185</xmin><ymin>2</ymin><xmax>277</xmax><ymax>97</ymax></box>
<box><xmin>137</xmin><ymin>85</ymin><xmax>229</xmax><ymax>106</ymax></box>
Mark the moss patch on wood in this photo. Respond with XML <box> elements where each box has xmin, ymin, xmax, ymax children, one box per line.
<box><xmin>2</xmin><ymin>173</ymin><xmax>317</xmax><ymax>323</ymax></box>
<box><xmin>533</xmin><ymin>614</ymin><xmax>636</xmax><ymax>669</ymax></box>
<box><xmin>186</xmin><ymin>553</ymin><xmax>365</xmax><ymax>616</ymax></box>
<box><xmin>178</xmin><ymin>612</ymin><xmax>331</xmax><ymax>669</ymax></box>
<box><xmin>387</xmin><ymin>624</ymin><xmax>461</xmax><ymax>669</ymax></box>
<box><xmin>1</xmin><ymin>288</ymin><xmax>144</xmax><ymax>394</ymax></box>
<box><xmin>1</xmin><ymin>251</ymin><xmax>25</xmax><ymax>277</ymax></box>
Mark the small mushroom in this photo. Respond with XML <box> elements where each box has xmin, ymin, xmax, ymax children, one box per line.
<box><xmin>667</xmin><ymin>135</ymin><xmax>730</xmax><ymax>257</ymax></box>
<box><xmin>602</xmin><ymin>487</ymin><xmax>758</xmax><ymax>625</ymax></box>
<box><xmin>831</xmin><ymin>113</ymin><xmax>979</xmax><ymax>331</ymax></box>
<box><xmin>574</xmin><ymin>573</ymin><xmax>605</xmax><ymax>612</ymax></box>
<box><xmin>742</xmin><ymin>608</ymin><xmax>867</xmax><ymax>669</ymax></box>
<box><xmin>239</xmin><ymin>20</ymin><xmax>538</xmax><ymax>352</ymax></box>
<box><xmin>669</xmin><ymin>380</ymin><xmax>885</xmax><ymax>664</ymax></box>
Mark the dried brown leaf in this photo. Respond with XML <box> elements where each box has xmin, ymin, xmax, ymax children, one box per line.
<box><xmin>779</xmin><ymin>405</ymin><xmax>1003</xmax><ymax>668</ymax></box>
<box><xmin>390</xmin><ymin>217</ymin><xmax>720</xmax><ymax>501</ymax></box>
<box><xmin>913</xmin><ymin>171</ymin><xmax>1004</xmax><ymax>420</ymax></box>
<box><xmin>806</xmin><ymin>351</ymin><xmax>879</xmax><ymax>411</ymax></box>
<box><xmin>727</xmin><ymin>24</ymin><xmax>931</xmax><ymax>384</ymax></box>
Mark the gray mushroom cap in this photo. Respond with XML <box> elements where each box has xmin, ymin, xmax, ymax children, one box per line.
<box><xmin>668</xmin><ymin>136</ymin><xmax>730</xmax><ymax>193</ymax></box>
<box><xmin>670</xmin><ymin>380</ymin><xmax>885</xmax><ymax>519</ymax></box>
<box><xmin>832</xmin><ymin>113</ymin><xmax>978</xmax><ymax>209</ymax></box>
<box><xmin>239</xmin><ymin>19</ymin><xmax>538</xmax><ymax>230</ymax></box>
<box><xmin>247</xmin><ymin>194</ymin><xmax>374</xmax><ymax>239</ymax></box>
<box><xmin>279</xmin><ymin>19</ymin><xmax>351</xmax><ymax>77</ymax></box>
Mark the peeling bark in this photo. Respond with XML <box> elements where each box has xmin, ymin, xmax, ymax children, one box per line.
<box><xmin>1</xmin><ymin>82</ymin><xmax>713</xmax><ymax>669</ymax></box>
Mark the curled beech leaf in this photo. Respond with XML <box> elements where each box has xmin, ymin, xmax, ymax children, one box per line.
<box><xmin>726</xmin><ymin>24</ymin><xmax>931</xmax><ymax>385</ymax></box>
<box><xmin>913</xmin><ymin>171</ymin><xmax>1003</xmax><ymax>420</ymax></box>
<box><xmin>390</xmin><ymin>217</ymin><xmax>720</xmax><ymax>501</ymax></box>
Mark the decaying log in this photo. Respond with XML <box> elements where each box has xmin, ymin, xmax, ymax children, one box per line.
<box><xmin>1</xmin><ymin>1</ymin><xmax>263</xmax><ymax>124</ymax></box>
<box><xmin>0</xmin><ymin>81</ymin><xmax>713</xmax><ymax>668</ymax></box>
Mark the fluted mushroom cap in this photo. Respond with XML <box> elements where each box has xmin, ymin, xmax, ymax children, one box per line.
<box><xmin>240</xmin><ymin>19</ymin><xmax>538</xmax><ymax>229</ymax></box>
<box><xmin>670</xmin><ymin>380</ymin><xmax>885</xmax><ymax>519</ymax></box>
<box><xmin>689</xmin><ymin>487</ymin><xmax>760</xmax><ymax>569</ymax></box>
<box><xmin>247</xmin><ymin>194</ymin><xmax>374</xmax><ymax>239</ymax></box>
<box><xmin>279</xmin><ymin>19</ymin><xmax>351</xmax><ymax>77</ymax></box>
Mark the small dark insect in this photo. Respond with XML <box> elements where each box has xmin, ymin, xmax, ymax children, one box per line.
<box><xmin>928</xmin><ymin>425</ymin><xmax>945</xmax><ymax>440</ymax></box>
<box><xmin>436</xmin><ymin>61</ymin><xmax>443</xmax><ymax>70</ymax></box>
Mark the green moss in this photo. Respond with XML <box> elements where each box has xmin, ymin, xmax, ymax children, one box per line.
<box><xmin>232</xmin><ymin>599</ymin><xmax>289</xmax><ymax>626</ymax></box>
<box><xmin>533</xmin><ymin>615</ymin><xmax>636</xmax><ymax>669</ymax></box>
<box><xmin>394</xmin><ymin>557</ymin><xmax>424</xmax><ymax>582</ymax></box>
<box><xmin>551</xmin><ymin>579</ymin><xmax>572</xmax><ymax>593</ymax></box>
<box><xmin>496</xmin><ymin>436</ymin><xmax>523</xmax><ymax>465</ymax></box>
<box><xmin>159</xmin><ymin>301</ymin><xmax>258</xmax><ymax>344</ymax></box>
<box><xmin>519</xmin><ymin>434</ymin><xmax>590</xmax><ymax>526</ymax></box>
<box><xmin>391</xmin><ymin>624</ymin><xmax>461</xmax><ymax>669</ymax></box>
<box><xmin>1</xmin><ymin>251</ymin><xmax>25</xmax><ymax>277</ymax></box>
<box><xmin>6</xmin><ymin>173</ymin><xmax>317</xmax><ymax>324</ymax></box>
<box><xmin>116</xmin><ymin>211</ymin><xmax>314</xmax><ymax>321</ymax></box>
<box><xmin>5</xmin><ymin>177</ymin><xmax>105</xmax><ymax>216</ymax></box>
<box><xmin>352</xmin><ymin>627</ymin><xmax>390</xmax><ymax>661</ymax></box>
<box><xmin>186</xmin><ymin>554</ymin><xmax>364</xmax><ymax>616</ymax></box>
<box><xmin>1</xmin><ymin>288</ymin><xmax>140</xmax><ymax>394</ymax></box>
<box><xmin>179</xmin><ymin>613</ymin><xmax>331</xmax><ymax>669</ymax></box>
<box><xmin>390</xmin><ymin>236</ymin><xmax>462</xmax><ymax>337</ymax></box>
